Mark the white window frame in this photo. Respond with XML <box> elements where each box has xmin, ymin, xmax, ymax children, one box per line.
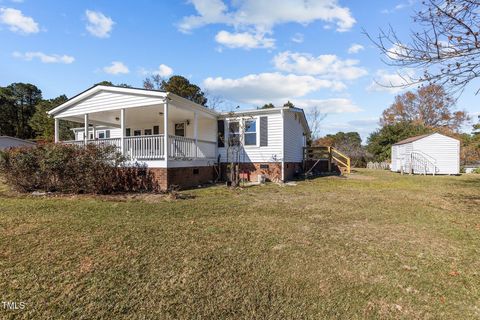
<box><xmin>225</xmin><ymin>116</ymin><xmax>259</xmax><ymax>148</ymax></box>
<box><xmin>174</xmin><ymin>122</ymin><xmax>186</xmax><ymax>137</ymax></box>
<box><xmin>227</xmin><ymin>120</ymin><xmax>241</xmax><ymax>146</ymax></box>
<box><xmin>243</xmin><ymin>117</ymin><xmax>258</xmax><ymax>148</ymax></box>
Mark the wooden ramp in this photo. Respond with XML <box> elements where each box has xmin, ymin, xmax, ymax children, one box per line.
<box><xmin>303</xmin><ymin>146</ymin><xmax>351</xmax><ymax>176</ymax></box>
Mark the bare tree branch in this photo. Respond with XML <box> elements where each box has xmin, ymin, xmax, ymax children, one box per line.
<box><xmin>365</xmin><ymin>0</ymin><xmax>480</xmax><ymax>93</ymax></box>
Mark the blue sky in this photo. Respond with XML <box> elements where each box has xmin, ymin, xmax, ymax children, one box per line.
<box><xmin>0</xmin><ymin>0</ymin><xmax>478</xmax><ymax>141</ymax></box>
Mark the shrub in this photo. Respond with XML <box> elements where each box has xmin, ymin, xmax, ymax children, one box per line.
<box><xmin>0</xmin><ymin>143</ymin><xmax>159</xmax><ymax>194</ymax></box>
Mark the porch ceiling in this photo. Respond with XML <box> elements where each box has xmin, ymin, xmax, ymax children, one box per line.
<box><xmin>59</xmin><ymin>104</ymin><xmax>210</xmax><ymax>127</ymax></box>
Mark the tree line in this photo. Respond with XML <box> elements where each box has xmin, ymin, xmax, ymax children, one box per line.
<box><xmin>314</xmin><ymin>84</ymin><xmax>480</xmax><ymax>167</ymax></box>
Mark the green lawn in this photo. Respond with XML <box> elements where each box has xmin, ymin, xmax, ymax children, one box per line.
<box><xmin>1</xmin><ymin>169</ymin><xmax>479</xmax><ymax>319</ymax></box>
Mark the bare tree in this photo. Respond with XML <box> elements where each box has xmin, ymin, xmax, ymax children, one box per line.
<box><xmin>307</xmin><ymin>106</ymin><xmax>326</xmax><ymax>141</ymax></box>
<box><xmin>143</xmin><ymin>74</ymin><xmax>163</xmax><ymax>90</ymax></box>
<box><xmin>204</xmin><ymin>90</ymin><xmax>224</xmax><ymax>110</ymax></box>
<box><xmin>367</xmin><ymin>0</ymin><xmax>480</xmax><ymax>93</ymax></box>
<box><xmin>222</xmin><ymin>112</ymin><xmax>258</xmax><ymax>187</ymax></box>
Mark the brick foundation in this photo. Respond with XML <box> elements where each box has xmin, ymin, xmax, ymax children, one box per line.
<box><xmin>149</xmin><ymin>161</ymin><xmax>304</xmax><ymax>190</ymax></box>
<box><xmin>149</xmin><ymin>166</ymin><xmax>216</xmax><ymax>190</ymax></box>
<box><xmin>221</xmin><ymin>162</ymin><xmax>303</xmax><ymax>183</ymax></box>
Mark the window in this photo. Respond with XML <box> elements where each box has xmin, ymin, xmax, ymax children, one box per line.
<box><xmin>244</xmin><ymin>119</ymin><xmax>257</xmax><ymax>146</ymax></box>
<box><xmin>105</xmin><ymin>130</ymin><xmax>110</xmax><ymax>138</ymax></box>
<box><xmin>144</xmin><ymin>129</ymin><xmax>152</xmax><ymax>135</ymax></box>
<box><xmin>217</xmin><ymin>120</ymin><xmax>225</xmax><ymax>148</ymax></box>
<box><xmin>98</xmin><ymin>131</ymin><xmax>105</xmax><ymax>139</ymax></box>
<box><xmin>174</xmin><ymin>123</ymin><xmax>185</xmax><ymax>137</ymax></box>
<box><xmin>126</xmin><ymin>128</ymin><xmax>131</xmax><ymax>137</ymax></box>
<box><xmin>228</xmin><ymin>121</ymin><xmax>240</xmax><ymax>146</ymax></box>
<box><xmin>88</xmin><ymin>132</ymin><xmax>94</xmax><ymax>140</ymax></box>
<box><xmin>153</xmin><ymin>125</ymin><xmax>159</xmax><ymax>135</ymax></box>
<box><xmin>133</xmin><ymin>129</ymin><xmax>142</xmax><ymax>136</ymax></box>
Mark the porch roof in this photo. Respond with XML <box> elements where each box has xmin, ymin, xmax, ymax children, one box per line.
<box><xmin>48</xmin><ymin>85</ymin><xmax>219</xmax><ymax>121</ymax></box>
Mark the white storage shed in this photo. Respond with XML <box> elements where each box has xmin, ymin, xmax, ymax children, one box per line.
<box><xmin>391</xmin><ymin>133</ymin><xmax>460</xmax><ymax>175</ymax></box>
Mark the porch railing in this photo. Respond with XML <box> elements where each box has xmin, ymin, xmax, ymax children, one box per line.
<box><xmin>168</xmin><ymin>135</ymin><xmax>216</xmax><ymax>159</ymax></box>
<box><xmin>88</xmin><ymin>137</ymin><xmax>121</xmax><ymax>151</ymax></box>
<box><xmin>124</xmin><ymin>135</ymin><xmax>164</xmax><ymax>160</ymax></box>
<box><xmin>63</xmin><ymin>135</ymin><xmax>216</xmax><ymax>161</ymax></box>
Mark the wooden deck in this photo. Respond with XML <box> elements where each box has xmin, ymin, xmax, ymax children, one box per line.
<box><xmin>303</xmin><ymin>146</ymin><xmax>351</xmax><ymax>175</ymax></box>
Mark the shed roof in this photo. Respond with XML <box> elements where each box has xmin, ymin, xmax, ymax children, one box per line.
<box><xmin>0</xmin><ymin>136</ymin><xmax>36</xmax><ymax>145</ymax></box>
<box><xmin>393</xmin><ymin>134</ymin><xmax>434</xmax><ymax>146</ymax></box>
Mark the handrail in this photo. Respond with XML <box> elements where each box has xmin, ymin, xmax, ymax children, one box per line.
<box><xmin>332</xmin><ymin>156</ymin><xmax>348</xmax><ymax>168</ymax></box>
<box><xmin>408</xmin><ymin>151</ymin><xmax>437</xmax><ymax>175</ymax></box>
<box><xmin>303</xmin><ymin>145</ymin><xmax>351</xmax><ymax>174</ymax></box>
<box><xmin>331</xmin><ymin>147</ymin><xmax>351</xmax><ymax>174</ymax></box>
<box><xmin>411</xmin><ymin>150</ymin><xmax>437</xmax><ymax>165</ymax></box>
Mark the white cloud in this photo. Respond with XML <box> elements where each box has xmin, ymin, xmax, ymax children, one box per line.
<box><xmin>367</xmin><ymin>69</ymin><xmax>415</xmax><ymax>93</ymax></box>
<box><xmin>155</xmin><ymin>64</ymin><xmax>173</xmax><ymax>77</ymax></box>
<box><xmin>0</xmin><ymin>8</ymin><xmax>39</xmax><ymax>34</ymax></box>
<box><xmin>103</xmin><ymin>61</ymin><xmax>129</xmax><ymax>75</ymax></box>
<box><xmin>292</xmin><ymin>98</ymin><xmax>362</xmax><ymax>113</ymax></box>
<box><xmin>12</xmin><ymin>51</ymin><xmax>74</xmax><ymax>64</ymax></box>
<box><xmin>348</xmin><ymin>43</ymin><xmax>364</xmax><ymax>54</ymax></box>
<box><xmin>291</xmin><ymin>33</ymin><xmax>304</xmax><ymax>43</ymax></box>
<box><xmin>382</xmin><ymin>0</ymin><xmax>416</xmax><ymax>14</ymax></box>
<box><xmin>141</xmin><ymin>64</ymin><xmax>174</xmax><ymax>77</ymax></box>
<box><xmin>273</xmin><ymin>51</ymin><xmax>368</xmax><ymax>80</ymax></box>
<box><xmin>215</xmin><ymin>30</ymin><xmax>274</xmax><ymax>49</ymax></box>
<box><xmin>385</xmin><ymin>43</ymin><xmax>409</xmax><ymax>60</ymax></box>
<box><xmin>85</xmin><ymin>10</ymin><xmax>114</xmax><ymax>38</ymax></box>
<box><xmin>179</xmin><ymin>0</ymin><xmax>356</xmax><ymax>34</ymax></box>
<box><xmin>203</xmin><ymin>72</ymin><xmax>345</xmax><ymax>105</ymax></box>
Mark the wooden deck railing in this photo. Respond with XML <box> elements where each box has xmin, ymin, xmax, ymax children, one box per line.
<box><xmin>303</xmin><ymin>146</ymin><xmax>351</xmax><ymax>174</ymax></box>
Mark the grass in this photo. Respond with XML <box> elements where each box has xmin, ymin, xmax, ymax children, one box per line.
<box><xmin>1</xmin><ymin>169</ymin><xmax>479</xmax><ymax>319</ymax></box>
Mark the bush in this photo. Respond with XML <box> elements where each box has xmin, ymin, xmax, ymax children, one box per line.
<box><xmin>0</xmin><ymin>143</ymin><xmax>158</xmax><ymax>194</ymax></box>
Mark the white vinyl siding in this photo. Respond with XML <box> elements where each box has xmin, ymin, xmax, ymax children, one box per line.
<box><xmin>60</xmin><ymin>91</ymin><xmax>163</xmax><ymax>117</ymax></box>
<box><xmin>411</xmin><ymin>134</ymin><xmax>459</xmax><ymax>174</ymax></box>
<box><xmin>218</xmin><ymin>111</ymin><xmax>283</xmax><ymax>163</ymax></box>
<box><xmin>283</xmin><ymin>110</ymin><xmax>306</xmax><ymax>162</ymax></box>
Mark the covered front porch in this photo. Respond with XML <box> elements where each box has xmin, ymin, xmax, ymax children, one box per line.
<box><xmin>50</xmin><ymin>86</ymin><xmax>218</xmax><ymax>167</ymax></box>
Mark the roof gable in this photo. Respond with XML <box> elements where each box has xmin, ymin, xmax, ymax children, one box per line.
<box><xmin>393</xmin><ymin>132</ymin><xmax>458</xmax><ymax>145</ymax></box>
<box><xmin>48</xmin><ymin>85</ymin><xmax>167</xmax><ymax>117</ymax></box>
<box><xmin>393</xmin><ymin>134</ymin><xmax>433</xmax><ymax>145</ymax></box>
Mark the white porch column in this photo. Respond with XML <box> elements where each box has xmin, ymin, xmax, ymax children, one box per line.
<box><xmin>54</xmin><ymin>118</ymin><xmax>59</xmax><ymax>143</ymax></box>
<box><xmin>164</xmin><ymin>100</ymin><xmax>169</xmax><ymax>161</ymax></box>
<box><xmin>92</xmin><ymin>123</ymin><xmax>96</xmax><ymax>140</ymax></box>
<box><xmin>84</xmin><ymin>114</ymin><xmax>89</xmax><ymax>144</ymax></box>
<box><xmin>120</xmin><ymin>108</ymin><xmax>125</xmax><ymax>154</ymax></box>
<box><xmin>193</xmin><ymin>111</ymin><xmax>198</xmax><ymax>158</ymax></box>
